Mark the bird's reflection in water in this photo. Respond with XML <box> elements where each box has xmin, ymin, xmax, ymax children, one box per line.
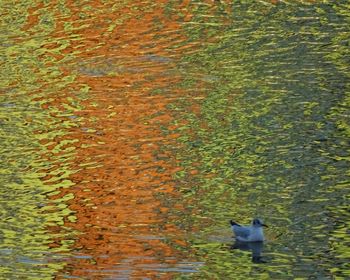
<box><xmin>230</xmin><ymin>241</ymin><xmax>266</xmax><ymax>263</ymax></box>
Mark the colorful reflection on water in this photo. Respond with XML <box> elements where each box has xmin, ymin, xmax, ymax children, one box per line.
<box><xmin>0</xmin><ymin>1</ymin><xmax>349</xmax><ymax>279</ymax></box>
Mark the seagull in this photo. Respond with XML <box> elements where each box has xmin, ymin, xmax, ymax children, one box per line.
<box><xmin>230</xmin><ymin>218</ymin><xmax>268</xmax><ymax>242</ymax></box>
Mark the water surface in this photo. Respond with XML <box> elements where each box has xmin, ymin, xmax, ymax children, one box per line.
<box><xmin>0</xmin><ymin>1</ymin><xmax>349</xmax><ymax>279</ymax></box>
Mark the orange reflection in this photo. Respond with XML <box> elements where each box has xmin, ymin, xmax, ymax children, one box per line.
<box><xmin>27</xmin><ymin>0</ymin><xmax>198</xmax><ymax>279</ymax></box>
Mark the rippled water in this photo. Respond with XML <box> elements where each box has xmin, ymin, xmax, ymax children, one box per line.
<box><xmin>0</xmin><ymin>1</ymin><xmax>349</xmax><ymax>279</ymax></box>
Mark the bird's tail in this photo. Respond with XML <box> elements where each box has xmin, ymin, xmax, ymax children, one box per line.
<box><xmin>230</xmin><ymin>220</ymin><xmax>240</xmax><ymax>226</ymax></box>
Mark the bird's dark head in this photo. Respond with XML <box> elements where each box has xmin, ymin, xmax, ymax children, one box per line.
<box><xmin>252</xmin><ymin>218</ymin><xmax>268</xmax><ymax>227</ymax></box>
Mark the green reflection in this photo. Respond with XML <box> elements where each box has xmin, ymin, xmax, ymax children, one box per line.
<box><xmin>165</xmin><ymin>1</ymin><xmax>350</xmax><ymax>279</ymax></box>
<box><xmin>0</xmin><ymin>1</ymin><xmax>83</xmax><ymax>278</ymax></box>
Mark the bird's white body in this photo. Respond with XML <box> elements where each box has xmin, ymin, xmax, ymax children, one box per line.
<box><xmin>232</xmin><ymin>225</ymin><xmax>264</xmax><ymax>242</ymax></box>
<box><xmin>230</xmin><ymin>218</ymin><xmax>267</xmax><ymax>242</ymax></box>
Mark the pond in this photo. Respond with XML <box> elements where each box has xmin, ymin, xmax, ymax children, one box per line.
<box><xmin>0</xmin><ymin>1</ymin><xmax>349</xmax><ymax>279</ymax></box>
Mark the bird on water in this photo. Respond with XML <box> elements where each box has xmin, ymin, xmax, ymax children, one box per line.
<box><xmin>230</xmin><ymin>218</ymin><xmax>268</xmax><ymax>242</ymax></box>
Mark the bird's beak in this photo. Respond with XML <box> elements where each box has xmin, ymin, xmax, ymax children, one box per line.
<box><xmin>262</xmin><ymin>224</ymin><xmax>268</xmax><ymax>228</ymax></box>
